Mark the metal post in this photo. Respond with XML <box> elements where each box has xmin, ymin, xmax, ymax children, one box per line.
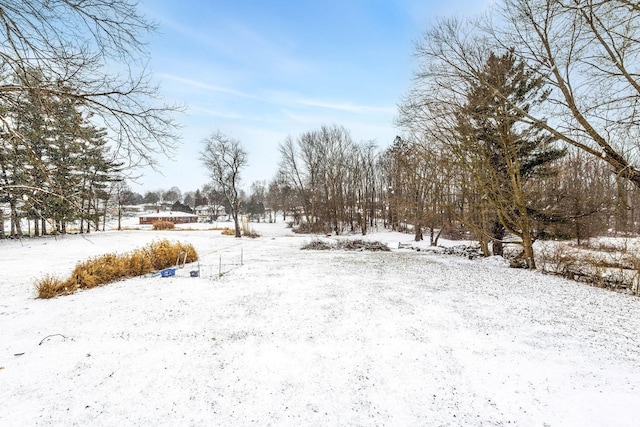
<box><xmin>219</xmin><ymin>254</ymin><xmax>222</xmax><ymax>277</ymax></box>
<box><xmin>241</xmin><ymin>248</ymin><xmax>244</xmax><ymax>266</ymax></box>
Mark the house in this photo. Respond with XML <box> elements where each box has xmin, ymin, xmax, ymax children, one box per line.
<box><xmin>194</xmin><ymin>205</ymin><xmax>227</xmax><ymax>222</ymax></box>
<box><xmin>138</xmin><ymin>211</ymin><xmax>198</xmax><ymax>225</ymax></box>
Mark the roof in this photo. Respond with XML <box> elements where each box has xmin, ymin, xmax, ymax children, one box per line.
<box><xmin>139</xmin><ymin>211</ymin><xmax>197</xmax><ymax>218</ymax></box>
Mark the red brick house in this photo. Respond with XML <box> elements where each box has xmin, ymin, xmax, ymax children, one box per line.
<box><xmin>138</xmin><ymin>211</ymin><xmax>198</xmax><ymax>225</ymax></box>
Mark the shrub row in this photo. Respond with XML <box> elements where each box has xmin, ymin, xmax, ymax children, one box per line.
<box><xmin>36</xmin><ymin>240</ymin><xmax>199</xmax><ymax>299</ymax></box>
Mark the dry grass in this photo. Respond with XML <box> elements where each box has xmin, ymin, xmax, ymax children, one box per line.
<box><xmin>36</xmin><ymin>240</ymin><xmax>199</xmax><ymax>299</ymax></box>
<box><xmin>221</xmin><ymin>228</ymin><xmax>236</xmax><ymax>236</ymax></box>
<box><xmin>152</xmin><ymin>221</ymin><xmax>175</xmax><ymax>230</ymax></box>
<box><xmin>35</xmin><ymin>274</ymin><xmax>66</xmax><ymax>299</ymax></box>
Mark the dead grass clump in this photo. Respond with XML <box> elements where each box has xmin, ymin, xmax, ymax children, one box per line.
<box><xmin>152</xmin><ymin>220</ymin><xmax>175</xmax><ymax>230</ymax></box>
<box><xmin>36</xmin><ymin>240</ymin><xmax>199</xmax><ymax>299</ymax></box>
<box><xmin>221</xmin><ymin>228</ymin><xmax>236</xmax><ymax>236</ymax></box>
<box><xmin>240</xmin><ymin>217</ymin><xmax>261</xmax><ymax>238</ymax></box>
<box><xmin>35</xmin><ymin>274</ymin><xmax>66</xmax><ymax>299</ymax></box>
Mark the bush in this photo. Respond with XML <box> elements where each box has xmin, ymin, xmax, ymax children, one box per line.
<box><xmin>241</xmin><ymin>217</ymin><xmax>260</xmax><ymax>238</ymax></box>
<box><xmin>336</xmin><ymin>239</ymin><xmax>390</xmax><ymax>251</ymax></box>
<box><xmin>301</xmin><ymin>238</ymin><xmax>390</xmax><ymax>252</ymax></box>
<box><xmin>537</xmin><ymin>241</ymin><xmax>640</xmax><ymax>294</ymax></box>
<box><xmin>153</xmin><ymin>220</ymin><xmax>175</xmax><ymax>230</ymax></box>
<box><xmin>36</xmin><ymin>240</ymin><xmax>199</xmax><ymax>299</ymax></box>
<box><xmin>301</xmin><ymin>239</ymin><xmax>333</xmax><ymax>250</ymax></box>
<box><xmin>292</xmin><ymin>222</ymin><xmax>330</xmax><ymax>234</ymax></box>
<box><xmin>36</xmin><ymin>274</ymin><xmax>66</xmax><ymax>299</ymax></box>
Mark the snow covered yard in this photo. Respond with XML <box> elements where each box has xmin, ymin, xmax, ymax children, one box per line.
<box><xmin>1</xmin><ymin>222</ymin><xmax>639</xmax><ymax>426</ymax></box>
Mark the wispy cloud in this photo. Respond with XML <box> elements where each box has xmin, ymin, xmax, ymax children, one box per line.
<box><xmin>188</xmin><ymin>106</ymin><xmax>244</xmax><ymax>120</ymax></box>
<box><xmin>295</xmin><ymin>98</ymin><xmax>395</xmax><ymax>115</ymax></box>
<box><xmin>158</xmin><ymin>74</ymin><xmax>261</xmax><ymax>100</ymax></box>
<box><xmin>160</xmin><ymin>77</ymin><xmax>395</xmax><ymax>118</ymax></box>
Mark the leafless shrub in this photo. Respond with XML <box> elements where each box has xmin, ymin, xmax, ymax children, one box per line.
<box><xmin>537</xmin><ymin>241</ymin><xmax>639</xmax><ymax>294</ymax></box>
<box><xmin>292</xmin><ymin>222</ymin><xmax>330</xmax><ymax>234</ymax></box>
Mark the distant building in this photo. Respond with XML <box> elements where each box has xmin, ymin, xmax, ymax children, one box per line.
<box><xmin>138</xmin><ymin>211</ymin><xmax>198</xmax><ymax>225</ymax></box>
<box><xmin>194</xmin><ymin>205</ymin><xmax>227</xmax><ymax>222</ymax></box>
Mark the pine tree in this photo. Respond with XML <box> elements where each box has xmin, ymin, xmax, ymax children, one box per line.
<box><xmin>455</xmin><ymin>49</ymin><xmax>565</xmax><ymax>268</ymax></box>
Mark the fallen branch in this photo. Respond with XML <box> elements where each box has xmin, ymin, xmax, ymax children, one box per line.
<box><xmin>39</xmin><ymin>334</ymin><xmax>67</xmax><ymax>345</ymax></box>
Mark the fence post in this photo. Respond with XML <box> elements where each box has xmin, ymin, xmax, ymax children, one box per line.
<box><xmin>219</xmin><ymin>254</ymin><xmax>222</xmax><ymax>277</ymax></box>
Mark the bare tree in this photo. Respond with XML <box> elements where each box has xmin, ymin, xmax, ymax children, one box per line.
<box><xmin>491</xmin><ymin>0</ymin><xmax>640</xmax><ymax>188</ymax></box>
<box><xmin>277</xmin><ymin>125</ymin><xmax>377</xmax><ymax>235</ymax></box>
<box><xmin>0</xmin><ymin>0</ymin><xmax>181</xmax><ymax>203</ymax></box>
<box><xmin>200</xmin><ymin>130</ymin><xmax>247</xmax><ymax>238</ymax></box>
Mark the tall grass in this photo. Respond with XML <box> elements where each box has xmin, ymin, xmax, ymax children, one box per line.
<box><xmin>36</xmin><ymin>240</ymin><xmax>198</xmax><ymax>299</ymax></box>
<box><xmin>152</xmin><ymin>220</ymin><xmax>175</xmax><ymax>230</ymax></box>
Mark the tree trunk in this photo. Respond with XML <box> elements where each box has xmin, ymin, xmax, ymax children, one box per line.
<box><xmin>522</xmin><ymin>230</ymin><xmax>536</xmax><ymax>269</ymax></box>
<box><xmin>10</xmin><ymin>199</ymin><xmax>22</xmax><ymax>237</ymax></box>
<box><xmin>34</xmin><ymin>214</ymin><xmax>40</xmax><ymax>236</ymax></box>
<box><xmin>491</xmin><ymin>220</ymin><xmax>505</xmax><ymax>257</ymax></box>
<box><xmin>432</xmin><ymin>226</ymin><xmax>443</xmax><ymax>247</ymax></box>
<box><xmin>233</xmin><ymin>211</ymin><xmax>241</xmax><ymax>238</ymax></box>
<box><xmin>414</xmin><ymin>223</ymin><xmax>423</xmax><ymax>241</ymax></box>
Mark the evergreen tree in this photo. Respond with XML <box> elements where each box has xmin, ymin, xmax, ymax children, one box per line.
<box><xmin>455</xmin><ymin>49</ymin><xmax>565</xmax><ymax>268</ymax></box>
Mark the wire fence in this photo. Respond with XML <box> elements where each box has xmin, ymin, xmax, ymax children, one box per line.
<box><xmin>185</xmin><ymin>247</ymin><xmax>244</xmax><ymax>280</ymax></box>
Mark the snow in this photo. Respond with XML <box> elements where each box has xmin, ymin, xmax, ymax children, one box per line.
<box><xmin>1</xmin><ymin>220</ymin><xmax>639</xmax><ymax>426</ymax></box>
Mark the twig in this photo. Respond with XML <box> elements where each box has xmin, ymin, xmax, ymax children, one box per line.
<box><xmin>39</xmin><ymin>334</ymin><xmax>67</xmax><ymax>345</ymax></box>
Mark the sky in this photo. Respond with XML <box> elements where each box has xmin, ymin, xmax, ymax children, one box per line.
<box><xmin>133</xmin><ymin>0</ymin><xmax>494</xmax><ymax>195</ymax></box>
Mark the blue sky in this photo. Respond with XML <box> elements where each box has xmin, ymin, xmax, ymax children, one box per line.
<box><xmin>134</xmin><ymin>0</ymin><xmax>493</xmax><ymax>194</ymax></box>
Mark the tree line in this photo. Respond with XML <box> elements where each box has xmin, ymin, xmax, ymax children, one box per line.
<box><xmin>201</xmin><ymin>0</ymin><xmax>640</xmax><ymax>269</ymax></box>
<box><xmin>3</xmin><ymin>0</ymin><xmax>640</xmax><ymax>271</ymax></box>
<box><xmin>0</xmin><ymin>1</ymin><xmax>178</xmax><ymax>237</ymax></box>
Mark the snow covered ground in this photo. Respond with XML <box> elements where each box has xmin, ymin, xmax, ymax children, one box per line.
<box><xmin>1</xmin><ymin>220</ymin><xmax>639</xmax><ymax>426</ymax></box>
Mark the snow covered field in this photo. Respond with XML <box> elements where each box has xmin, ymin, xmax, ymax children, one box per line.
<box><xmin>1</xmin><ymin>220</ymin><xmax>639</xmax><ymax>426</ymax></box>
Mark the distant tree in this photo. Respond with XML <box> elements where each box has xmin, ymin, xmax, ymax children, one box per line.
<box><xmin>200</xmin><ymin>130</ymin><xmax>248</xmax><ymax>237</ymax></box>
<box><xmin>171</xmin><ymin>201</ymin><xmax>193</xmax><ymax>213</ymax></box>
<box><xmin>277</xmin><ymin>124</ymin><xmax>362</xmax><ymax>234</ymax></box>
<box><xmin>163</xmin><ymin>186</ymin><xmax>182</xmax><ymax>203</ymax></box>
<box><xmin>245</xmin><ymin>180</ymin><xmax>266</xmax><ymax>221</ymax></box>
<box><xmin>202</xmin><ymin>184</ymin><xmax>227</xmax><ymax>210</ymax></box>
<box><xmin>129</xmin><ymin>192</ymin><xmax>144</xmax><ymax>205</ymax></box>
<box><xmin>143</xmin><ymin>191</ymin><xmax>160</xmax><ymax>205</ymax></box>
<box><xmin>183</xmin><ymin>191</ymin><xmax>195</xmax><ymax>208</ymax></box>
<box><xmin>194</xmin><ymin>189</ymin><xmax>206</xmax><ymax>207</ymax></box>
<box><xmin>114</xmin><ymin>180</ymin><xmax>132</xmax><ymax>231</ymax></box>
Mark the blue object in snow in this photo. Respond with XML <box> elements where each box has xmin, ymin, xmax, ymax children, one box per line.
<box><xmin>161</xmin><ymin>268</ymin><xmax>176</xmax><ymax>277</ymax></box>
